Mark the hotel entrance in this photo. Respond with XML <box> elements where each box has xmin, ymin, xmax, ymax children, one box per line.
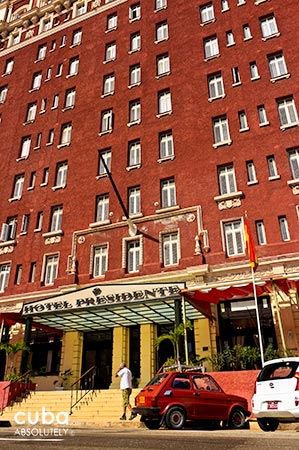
<box><xmin>82</xmin><ymin>330</ymin><xmax>113</xmax><ymax>389</ymax></box>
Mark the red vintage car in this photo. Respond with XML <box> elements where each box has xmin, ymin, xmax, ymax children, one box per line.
<box><xmin>133</xmin><ymin>371</ymin><xmax>250</xmax><ymax>430</ymax></box>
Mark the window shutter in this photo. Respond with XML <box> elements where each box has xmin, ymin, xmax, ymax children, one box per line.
<box><xmin>0</xmin><ymin>223</ymin><xmax>8</xmax><ymax>242</ymax></box>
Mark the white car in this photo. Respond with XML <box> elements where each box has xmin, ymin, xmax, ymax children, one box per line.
<box><xmin>252</xmin><ymin>357</ymin><xmax>299</xmax><ymax>431</ymax></box>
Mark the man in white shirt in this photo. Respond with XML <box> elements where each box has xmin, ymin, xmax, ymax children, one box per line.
<box><xmin>115</xmin><ymin>362</ymin><xmax>137</xmax><ymax>420</ymax></box>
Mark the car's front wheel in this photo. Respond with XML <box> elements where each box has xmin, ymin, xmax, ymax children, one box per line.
<box><xmin>165</xmin><ymin>407</ymin><xmax>186</xmax><ymax>430</ymax></box>
<box><xmin>257</xmin><ymin>418</ymin><xmax>279</xmax><ymax>432</ymax></box>
<box><xmin>142</xmin><ymin>418</ymin><xmax>161</xmax><ymax>430</ymax></box>
<box><xmin>228</xmin><ymin>408</ymin><xmax>247</xmax><ymax>429</ymax></box>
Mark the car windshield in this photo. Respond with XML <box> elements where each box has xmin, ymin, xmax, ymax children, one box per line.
<box><xmin>258</xmin><ymin>361</ymin><xmax>299</xmax><ymax>381</ymax></box>
<box><xmin>146</xmin><ymin>373</ymin><xmax>168</xmax><ymax>386</ymax></box>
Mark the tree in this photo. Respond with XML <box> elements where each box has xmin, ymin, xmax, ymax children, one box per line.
<box><xmin>155</xmin><ymin>321</ymin><xmax>193</xmax><ymax>369</ymax></box>
<box><xmin>0</xmin><ymin>342</ymin><xmax>29</xmax><ymax>378</ymax></box>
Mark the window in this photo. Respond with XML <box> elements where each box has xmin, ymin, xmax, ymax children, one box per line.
<box><xmin>4</xmin><ymin>58</ymin><xmax>14</xmax><ymax>75</ymax></box>
<box><xmin>15</xmin><ymin>265</ymin><xmax>22</xmax><ymax>286</ymax></box>
<box><xmin>162</xmin><ymin>232</ymin><xmax>179</xmax><ymax>266</ymax></box>
<box><xmin>21</xmin><ymin>214</ymin><xmax>30</xmax><ymax>234</ymax></box>
<box><xmin>260</xmin><ymin>15</ymin><xmax>279</xmax><ymax>39</ymax></box>
<box><xmin>41</xmin><ymin>17</ymin><xmax>52</xmax><ymax>32</ymax></box>
<box><xmin>45</xmin><ymin>67</ymin><xmax>52</xmax><ymax>81</ymax></box>
<box><xmin>100</xmin><ymin>109</ymin><xmax>113</xmax><ymax>133</ymax></box>
<box><xmin>212</xmin><ymin>116</ymin><xmax>231</xmax><ymax>146</ymax></box>
<box><xmin>37</xmin><ymin>44</ymin><xmax>47</xmax><ymax>61</ymax></box>
<box><xmin>218</xmin><ymin>164</ymin><xmax>237</xmax><ymax>195</ymax></box>
<box><xmin>40</xmin><ymin>98</ymin><xmax>47</xmax><ymax>113</ymax></box>
<box><xmin>157</xmin><ymin>54</ymin><xmax>170</xmax><ymax>76</ymax></box>
<box><xmin>130</xmin><ymin>32</ymin><xmax>141</xmax><ymax>52</ymax></box>
<box><xmin>60</xmin><ymin>35</ymin><xmax>66</xmax><ymax>47</ymax></box>
<box><xmin>26</xmin><ymin>103</ymin><xmax>37</xmax><ymax>122</ymax></box>
<box><xmin>126</xmin><ymin>239</ymin><xmax>141</xmax><ymax>273</ymax></box>
<box><xmin>129</xmin><ymin>3</ymin><xmax>141</xmax><ymax>21</ymax></box>
<box><xmin>93</xmin><ymin>245</ymin><xmax>108</xmax><ymax>277</ymax></box>
<box><xmin>72</xmin><ymin>29</ymin><xmax>82</xmax><ymax>46</ymax></box>
<box><xmin>68</xmin><ymin>57</ymin><xmax>79</xmax><ymax>76</ymax></box>
<box><xmin>277</xmin><ymin>97</ymin><xmax>299</xmax><ymax>128</ymax></box>
<box><xmin>35</xmin><ymin>132</ymin><xmax>42</xmax><ymax>149</ymax></box>
<box><xmin>238</xmin><ymin>110</ymin><xmax>248</xmax><ymax>131</ymax></box>
<box><xmin>10</xmin><ymin>33</ymin><xmax>20</xmax><ymax>46</ymax></box>
<box><xmin>156</xmin><ymin>22</ymin><xmax>168</xmax><ymax>42</ymax></box>
<box><xmin>128</xmin><ymin>186</ymin><xmax>141</xmax><ymax>216</ymax></box>
<box><xmin>288</xmin><ymin>149</ymin><xmax>299</xmax><ymax>180</ymax></box>
<box><xmin>159</xmin><ymin>131</ymin><xmax>174</xmax><ymax>159</ymax></box>
<box><xmin>238</xmin><ymin>0</ymin><xmax>246</xmax><ymax>4</ymax></box>
<box><xmin>60</xmin><ymin>123</ymin><xmax>72</xmax><ymax>145</ymax></box>
<box><xmin>268</xmin><ymin>53</ymin><xmax>288</xmax><ymax>79</ymax></box>
<box><xmin>223</xmin><ymin>220</ymin><xmax>244</xmax><ymax>256</ymax></box>
<box><xmin>98</xmin><ymin>149</ymin><xmax>111</xmax><ymax>175</ymax></box>
<box><xmin>105</xmin><ymin>42</ymin><xmax>116</xmax><ymax>61</ymax></box>
<box><xmin>129</xmin><ymin>64</ymin><xmax>141</xmax><ymax>86</ymax></box>
<box><xmin>56</xmin><ymin>63</ymin><xmax>63</xmax><ymax>77</ymax></box>
<box><xmin>0</xmin><ymin>264</ymin><xmax>10</xmax><ymax>292</ymax></box>
<box><xmin>28</xmin><ymin>171</ymin><xmax>36</xmax><ymax>189</ymax></box>
<box><xmin>267</xmin><ymin>155</ymin><xmax>279</xmax><ymax>178</ymax></box>
<box><xmin>107</xmin><ymin>13</ymin><xmax>118</xmax><ymax>31</ymax></box>
<box><xmin>0</xmin><ymin>86</ymin><xmax>8</xmax><ymax>103</ymax></box>
<box><xmin>29</xmin><ymin>262</ymin><xmax>36</xmax><ymax>283</ymax></box>
<box><xmin>208</xmin><ymin>73</ymin><xmax>224</xmax><ymax>99</ymax></box>
<box><xmin>221</xmin><ymin>0</ymin><xmax>229</xmax><ymax>11</ymax></box>
<box><xmin>155</xmin><ymin>0</ymin><xmax>167</xmax><ymax>10</ymax></box>
<box><xmin>44</xmin><ymin>254</ymin><xmax>59</xmax><ymax>285</ymax></box>
<box><xmin>161</xmin><ymin>178</ymin><xmax>176</xmax><ymax>208</ymax></box>
<box><xmin>19</xmin><ymin>136</ymin><xmax>31</xmax><ymax>159</ymax></box>
<box><xmin>55</xmin><ymin>161</ymin><xmax>68</xmax><ymax>188</ymax></box>
<box><xmin>128</xmin><ymin>140</ymin><xmax>141</xmax><ymax>167</ymax></box>
<box><xmin>204</xmin><ymin>36</ymin><xmax>219</xmax><ymax>58</ymax></box>
<box><xmin>12</xmin><ymin>174</ymin><xmax>24</xmax><ymax>199</ymax></box>
<box><xmin>158</xmin><ymin>90</ymin><xmax>172</xmax><ymax>115</ymax></box>
<box><xmin>243</xmin><ymin>24</ymin><xmax>252</xmax><ymax>40</ymax></box>
<box><xmin>226</xmin><ymin>31</ymin><xmax>235</xmax><ymax>46</ymax></box>
<box><xmin>50</xmin><ymin>206</ymin><xmax>63</xmax><ymax>232</ymax></box>
<box><xmin>200</xmin><ymin>3</ymin><xmax>215</xmax><ymax>24</ymax></box>
<box><xmin>96</xmin><ymin>194</ymin><xmax>109</xmax><ymax>222</ymax></box>
<box><xmin>75</xmin><ymin>2</ymin><xmax>87</xmax><ymax>16</ymax></box>
<box><xmin>279</xmin><ymin>216</ymin><xmax>290</xmax><ymax>241</ymax></box>
<box><xmin>47</xmin><ymin>129</ymin><xmax>54</xmax><ymax>145</ymax></box>
<box><xmin>250</xmin><ymin>62</ymin><xmax>259</xmax><ymax>80</ymax></box>
<box><xmin>0</xmin><ymin>217</ymin><xmax>17</xmax><ymax>242</ymax></box>
<box><xmin>129</xmin><ymin>99</ymin><xmax>141</xmax><ymax>124</ymax></box>
<box><xmin>256</xmin><ymin>221</ymin><xmax>267</xmax><ymax>245</ymax></box>
<box><xmin>258</xmin><ymin>105</ymin><xmax>269</xmax><ymax>126</ymax></box>
<box><xmin>50</xmin><ymin>40</ymin><xmax>56</xmax><ymax>51</ymax></box>
<box><xmin>41</xmin><ymin>167</ymin><xmax>49</xmax><ymax>186</ymax></box>
<box><xmin>246</xmin><ymin>160</ymin><xmax>257</xmax><ymax>183</ymax></box>
<box><xmin>64</xmin><ymin>87</ymin><xmax>76</xmax><ymax>108</ymax></box>
<box><xmin>31</xmin><ymin>72</ymin><xmax>42</xmax><ymax>90</ymax></box>
<box><xmin>103</xmin><ymin>73</ymin><xmax>115</xmax><ymax>95</ymax></box>
<box><xmin>52</xmin><ymin>94</ymin><xmax>59</xmax><ymax>109</ymax></box>
<box><xmin>35</xmin><ymin>211</ymin><xmax>43</xmax><ymax>231</ymax></box>
<box><xmin>232</xmin><ymin>67</ymin><xmax>241</xmax><ymax>84</ymax></box>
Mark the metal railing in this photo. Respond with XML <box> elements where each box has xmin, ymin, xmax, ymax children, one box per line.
<box><xmin>69</xmin><ymin>365</ymin><xmax>96</xmax><ymax>415</ymax></box>
<box><xmin>157</xmin><ymin>364</ymin><xmax>205</xmax><ymax>373</ymax></box>
<box><xmin>0</xmin><ymin>369</ymin><xmax>33</xmax><ymax>415</ymax></box>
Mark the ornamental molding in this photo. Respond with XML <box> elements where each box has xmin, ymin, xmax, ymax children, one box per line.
<box><xmin>214</xmin><ymin>191</ymin><xmax>243</xmax><ymax>211</ymax></box>
<box><xmin>0</xmin><ymin>245</ymin><xmax>14</xmax><ymax>255</ymax></box>
<box><xmin>44</xmin><ymin>235</ymin><xmax>62</xmax><ymax>245</ymax></box>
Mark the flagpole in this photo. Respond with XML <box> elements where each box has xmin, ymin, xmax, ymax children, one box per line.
<box><xmin>251</xmin><ymin>267</ymin><xmax>265</xmax><ymax>367</ymax></box>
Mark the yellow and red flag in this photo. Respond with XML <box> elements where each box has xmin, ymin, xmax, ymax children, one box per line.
<box><xmin>244</xmin><ymin>216</ymin><xmax>258</xmax><ymax>271</ymax></box>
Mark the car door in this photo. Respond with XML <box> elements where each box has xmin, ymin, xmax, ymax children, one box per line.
<box><xmin>164</xmin><ymin>375</ymin><xmax>195</xmax><ymax>418</ymax></box>
<box><xmin>192</xmin><ymin>375</ymin><xmax>231</xmax><ymax>420</ymax></box>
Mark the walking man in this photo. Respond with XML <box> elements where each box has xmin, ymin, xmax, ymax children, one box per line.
<box><xmin>115</xmin><ymin>362</ymin><xmax>137</xmax><ymax>420</ymax></box>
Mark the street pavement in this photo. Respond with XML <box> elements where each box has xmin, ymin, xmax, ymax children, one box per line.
<box><xmin>0</xmin><ymin>428</ymin><xmax>298</xmax><ymax>450</ymax></box>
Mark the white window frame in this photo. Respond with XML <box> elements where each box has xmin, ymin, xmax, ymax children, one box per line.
<box><xmin>238</xmin><ymin>110</ymin><xmax>249</xmax><ymax>131</ymax></box>
<box><xmin>105</xmin><ymin>42</ymin><xmax>116</xmax><ymax>61</ymax></box>
<box><xmin>129</xmin><ymin>3</ymin><xmax>141</xmax><ymax>21</ymax></box>
<box><xmin>208</xmin><ymin>73</ymin><xmax>225</xmax><ymax>100</ymax></box>
<box><xmin>162</xmin><ymin>232</ymin><xmax>180</xmax><ymax>266</ymax></box>
<box><xmin>260</xmin><ymin>15</ymin><xmax>279</xmax><ymax>39</ymax></box>
<box><xmin>246</xmin><ymin>161</ymin><xmax>257</xmax><ymax>184</ymax></box>
<box><xmin>43</xmin><ymin>254</ymin><xmax>59</xmax><ymax>286</ymax></box>
<box><xmin>129</xmin><ymin>65</ymin><xmax>141</xmax><ymax>86</ymax></box>
<box><xmin>200</xmin><ymin>3</ymin><xmax>215</xmax><ymax>24</ymax></box>
<box><xmin>103</xmin><ymin>73</ymin><xmax>115</xmax><ymax>95</ymax></box>
<box><xmin>159</xmin><ymin>131</ymin><xmax>174</xmax><ymax>159</ymax></box>
<box><xmin>288</xmin><ymin>149</ymin><xmax>299</xmax><ymax>180</ymax></box>
<box><xmin>221</xmin><ymin>0</ymin><xmax>229</xmax><ymax>12</ymax></box>
<box><xmin>126</xmin><ymin>239</ymin><xmax>141</xmax><ymax>273</ymax></box>
<box><xmin>223</xmin><ymin>219</ymin><xmax>245</xmax><ymax>257</ymax></box>
<box><xmin>93</xmin><ymin>245</ymin><xmax>108</xmax><ymax>277</ymax></box>
<box><xmin>128</xmin><ymin>140</ymin><xmax>141</xmax><ymax>167</ymax></box>
<box><xmin>156</xmin><ymin>22</ymin><xmax>168</xmax><ymax>42</ymax></box>
<box><xmin>218</xmin><ymin>165</ymin><xmax>237</xmax><ymax>195</ymax></box>
<box><xmin>277</xmin><ymin>97</ymin><xmax>299</xmax><ymax>129</ymax></box>
<box><xmin>204</xmin><ymin>36</ymin><xmax>219</xmax><ymax>58</ymax></box>
<box><xmin>37</xmin><ymin>44</ymin><xmax>47</xmax><ymax>61</ymax></box>
<box><xmin>50</xmin><ymin>206</ymin><xmax>63</xmax><ymax>232</ymax></box>
<box><xmin>267</xmin><ymin>155</ymin><xmax>279</xmax><ymax>179</ymax></box>
<box><xmin>96</xmin><ymin>194</ymin><xmax>109</xmax><ymax>223</ymax></box>
<box><xmin>65</xmin><ymin>88</ymin><xmax>76</xmax><ymax>108</ymax></box>
<box><xmin>161</xmin><ymin>178</ymin><xmax>176</xmax><ymax>208</ymax></box>
<box><xmin>4</xmin><ymin>59</ymin><xmax>14</xmax><ymax>75</ymax></box>
<box><xmin>212</xmin><ymin>116</ymin><xmax>231</xmax><ymax>147</ymax></box>
<box><xmin>158</xmin><ymin>91</ymin><xmax>172</xmax><ymax>115</ymax></box>
<box><xmin>55</xmin><ymin>162</ymin><xmax>68</xmax><ymax>188</ymax></box>
<box><xmin>101</xmin><ymin>110</ymin><xmax>113</xmax><ymax>133</ymax></box>
<box><xmin>279</xmin><ymin>216</ymin><xmax>290</xmax><ymax>241</ymax></box>
<box><xmin>128</xmin><ymin>186</ymin><xmax>141</xmax><ymax>216</ymax></box>
<box><xmin>12</xmin><ymin>174</ymin><xmax>24</xmax><ymax>199</ymax></box>
<box><xmin>19</xmin><ymin>136</ymin><xmax>31</xmax><ymax>159</ymax></box>
<box><xmin>256</xmin><ymin>220</ymin><xmax>267</xmax><ymax>245</ymax></box>
<box><xmin>129</xmin><ymin>100</ymin><xmax>141</xmax><ymax>124</ymax></box>
<box><xmin>0</xmin><ymin>86</ymin><xmax>8</xmax><ymax>103</ymax></box>
<box><xmin>258</xmin><ymin>105</ymin><xmax>269</xmax><ymax>126</ymax></box>
<box><xmin>155</xmin><ymin>0</ymin><xmax>167</xmax><ymax>11</ymax></box>
<box><xmin>243</xmin><ymin>24</ymin><xmax>252</xmax><ymax>40</ymax></box>
<box><xmin>32</xmin><ymin>72</ymin><xmax>42</xmax><ymax>90</ymax></box>
<box><xmin>0</xmin><ymin>264</ymin><xmax>10</xmax><ymax>293</ymax></box>
<box><xmin>268</xmin><ymin>53</ymin><xmax>288</xmax><ymax>80</ymax></box>
<box><xmin>60</xmin><ymin>123</ymin><xmax>72</xmax><ymax>145</ymax></box>
<box><xmin>250</xmin><ymin>62</ymin><xmax>260</xmax><ymax>80</ymax></box>
<box><xmin>226</xmin><ymin>31</ymin><xmax>235</xmax><ymax>47</ymax></box>
<box><xmin>157</xmin><ymin>54</ymin><xmax>170</xmax><ymax>76</ymax></box>
<box><xmin>130</xmin><ymin>33</ymin><xmax>141</xmax><ymax>52</ymax></box>
<box><xmin>107</xmin><ymin>13</ymin><xmax>118</xmax><ymax>31</ymax></box>
<box><xmin>99</xmin><ymin>149</ymin><xmax>111</xmax><ymax>176</ymax></box>
<box><xmin>72</xmin><ymin>29</ymin><xmax>82</xmax><ymax>46</ymax></box>
<box><xmin>68</xmin><ymin>57</ymin><xmax>79</xmax><ymax>76</ymax></box>
<box><xmin>26</xmin><ymin>103</ymin><xmax>37</xmax><ymax>122</ymax></box>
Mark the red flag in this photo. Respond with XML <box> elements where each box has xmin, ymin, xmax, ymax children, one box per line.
<box><xmin>244</xmin><ymin>216</ymin><xmax>258</xmax><ymax>271</ymax></box>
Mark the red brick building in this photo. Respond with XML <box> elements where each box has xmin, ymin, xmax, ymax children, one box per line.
<box><xmin>0</xmin><ymin>0</ymin><xmax>298</xmax><ymax>386</ymax></box>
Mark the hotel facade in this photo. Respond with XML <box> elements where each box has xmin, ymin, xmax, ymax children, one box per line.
<box><xmin>0</xmin><ymin>0</ymin><xmax>298</xmax><ymax>387</ymax></box>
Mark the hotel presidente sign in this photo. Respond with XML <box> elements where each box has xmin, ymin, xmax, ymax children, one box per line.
<box><xmin>22</xmin><ymin>283</ymin><xmax>185</xmax><ymax>316</ymax></box>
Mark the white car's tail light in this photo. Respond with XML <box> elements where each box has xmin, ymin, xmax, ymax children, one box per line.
<box><xmin>295</xmin><ymin>372</ymin><xmax>299</xmax><ymax>391</ymax></box>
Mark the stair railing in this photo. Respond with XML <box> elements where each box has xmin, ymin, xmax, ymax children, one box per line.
<box><xmin>0</xmin><ymin>369</ymin><xmax>33</xmax><ymax>415</ymax></box>
<box><xmin>69</xmin><ymin>365</ymin><xmax>96</xmax><ymax>415</ymax></box>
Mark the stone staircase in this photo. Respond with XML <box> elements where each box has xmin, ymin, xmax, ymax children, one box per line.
<box><xmin>0</xmin><ymin>389</ymin><xmax>142</xmax><ymax>428</ymax></box>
